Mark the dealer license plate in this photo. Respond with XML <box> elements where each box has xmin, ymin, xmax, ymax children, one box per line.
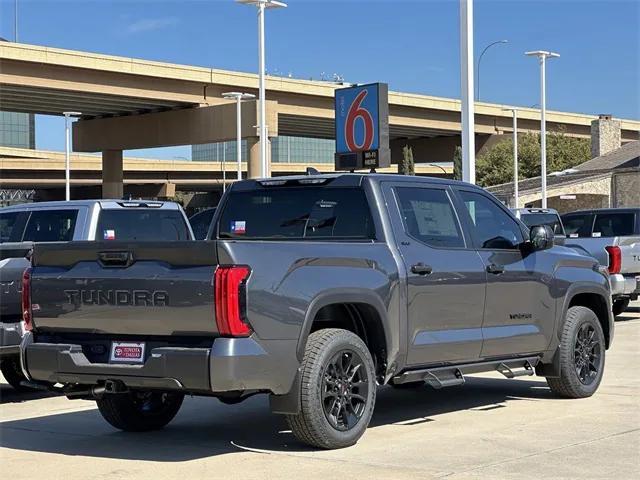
<box><xmin>110</xmin><ymin>341</ymin><xmax>145</xmax><ymax>363</ymax></box>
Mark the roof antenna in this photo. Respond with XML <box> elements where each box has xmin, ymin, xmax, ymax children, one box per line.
<box><xmin>305</xmin><ymin>167</ymin><xmax>320</xmax><ymax>175</ymax></box>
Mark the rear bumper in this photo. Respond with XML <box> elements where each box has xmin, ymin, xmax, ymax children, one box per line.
<box><xmin>0</xmin><ymin>321</ymin><xmax>24</xmax><ymax>357</ymax></box>
<box><xmin>21</xmin><ymin>333</ymin><xmax>299</xmax><ymax>395</ymax></box>
<box><xmin>610</xmin><ymin>274</ymin><xmax>639</xmax><ymax>297</ymax></box>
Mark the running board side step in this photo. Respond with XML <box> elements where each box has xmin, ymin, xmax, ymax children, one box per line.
<box><xmin>392</xmin><ymin>356</ymin><xmax>540</xmax><ymax>388</ymax></box>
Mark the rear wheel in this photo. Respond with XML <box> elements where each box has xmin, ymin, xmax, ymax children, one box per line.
<box><xmin>547</xmin><ymin>306</ymin><xmax>605</xmax><ymax>398</ymax></box>
<box><xmin>97</xmin><ymin>390</ymin><xmax>184</xmax><ymax>432</ymax></box>
<box><xmin>0</xmin><ymin>356</ymin><xmax>30</xmax><ymax>391</ymax></box>
<box><xmin>286</xmin><ymin>328</ymin><xmax>377</xmax><ymax>449</ymax></box>
<box><xmin>612</xmin><ymin>298</ymin><xmax>630</xmax><ymax>317</ymax></box>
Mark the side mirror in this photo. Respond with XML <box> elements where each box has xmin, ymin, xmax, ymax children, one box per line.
<box><xmin>529</xmin><ymin>225</ymin><xmax>555</xmax><ymax>251</ymax></box>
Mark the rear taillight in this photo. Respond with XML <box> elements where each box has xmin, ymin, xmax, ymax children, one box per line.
<box><xmin>605</xmin><ymin>246</ymin><xmax>621</xmax><ymax>274</ymax></box>
<box><xmin>21</xmin><ymin>267</ymin><xmax>33</xmax><ymax>331</ymax></box>
<box><xmin>214</xmin><ymin>265</ymin><xmax>252</xmax><ymax>337</ymax></box>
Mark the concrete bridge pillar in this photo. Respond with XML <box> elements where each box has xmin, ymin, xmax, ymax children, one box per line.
<box><xmin>246</xmin><ymin>136</ymin><xmax>271</xmax><ymax>179</ymax></box>
<box><xmin>102</xmin><ymin>150</ymin><xmax>123</xmax><ymax>198</ymax></box>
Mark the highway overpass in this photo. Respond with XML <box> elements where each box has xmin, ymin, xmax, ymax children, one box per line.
<box><xmin>1</xmin><ymin>42</ymin><xmax>638</xmax><ymax>197</ymax></box>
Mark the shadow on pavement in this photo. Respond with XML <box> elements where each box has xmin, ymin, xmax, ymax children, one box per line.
<box><xmin>1</xmin><ymin>375</ymin><xmax>554</xmax><ymax>461</ymax></box>
<box><xmin>0</xmin><ymin>382</ymin><xmax>58</xmax><ymax>404</ymax></box>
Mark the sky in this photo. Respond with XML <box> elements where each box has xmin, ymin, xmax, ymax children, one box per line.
<box><xmin>1</xmin><ymin>0</ymin><xmax>638</xmax><ymax>159</ymax></box>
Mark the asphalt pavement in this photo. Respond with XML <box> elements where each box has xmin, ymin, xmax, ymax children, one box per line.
<box><xmin>1</xmin><ymin>301</ymin><xmax>639</xmax><ymax>479</ymax></box>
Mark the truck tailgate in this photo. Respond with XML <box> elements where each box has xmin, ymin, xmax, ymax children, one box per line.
<box><xmin>30</xmin><ymin>241</ymin><xmax>218</xmax><ymax>336</ymax></box>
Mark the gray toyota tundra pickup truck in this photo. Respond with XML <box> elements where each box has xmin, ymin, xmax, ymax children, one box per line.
<box><xmin>19</xmin><ymin>174</ymin><xmax>614</xmax><ymax>449</ymax></box>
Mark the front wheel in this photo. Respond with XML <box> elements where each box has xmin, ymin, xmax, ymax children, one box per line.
<box><xmin>97</xmin><ymin>391</ymin><xmax>184</xmax><ymax>432</ymax></box>
<box><xmin>286</xmin><ymin>328</ymin><xmax>377</xmax><ymax>449</ymax></box>
<box><xmin>547</xmin><ymin>306</ymin><xmax>605</xmax><ymax>398</ymax></box>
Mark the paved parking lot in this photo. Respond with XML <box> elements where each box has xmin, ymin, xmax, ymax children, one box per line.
<box><xmin>1</xmin><ymin>302</ymin><xmax>639</xmax><ymax>480</ymax></box>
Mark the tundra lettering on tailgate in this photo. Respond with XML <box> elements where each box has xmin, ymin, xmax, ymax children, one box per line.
<box><xmin>64</xmin><ymin>289</ymin><xmax>169</xmax><ymax>307</ymax></box>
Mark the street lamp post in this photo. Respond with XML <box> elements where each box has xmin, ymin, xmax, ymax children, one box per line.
<box><xmin>476</xmin><ymin>39</ymin><xmax>508</xmax><ymax>101</ymax></box>
<box><xmin>525</xmin><ymin>50</ymin><xmax>560</xmax><ymax>208</ymax></box>
<box><xmin>459</xmin><ymin>0</ymin><xmax>475</xmax><ymax>184</ymax></box>
<box><xmin>236</xmin><ymin>0</ymin><xmax>287</xmax><ymax>178</ymax></box>
<box><xmin>63</xmin><ymin>111</ymin><xmax>82</xmax><ymax>201</ymax></box>
<box><xmin>223</xmin><ymin>92</ymin><xmax>256</xmax><ymax>182</ymax></box>
<box><xmin>502</xmin><ymin>107</ymin><xmax>519</xmax><ymax>208</ymax></box>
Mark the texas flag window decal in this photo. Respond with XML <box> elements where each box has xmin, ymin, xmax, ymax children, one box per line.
<box><xmin>230</xmin><ymin>221</ymin><xmax>246</xmax><ymax>235</ymax></box>
<box><xmin>103</xmin><ymin>229</ymin><xmax>116</xmax><ymax>240</ymax></box>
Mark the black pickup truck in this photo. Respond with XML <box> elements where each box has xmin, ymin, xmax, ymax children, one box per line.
<box><xmin>20</xmin><ymin>174</ymin><xmax>613</xmax><ymax>449</ymax></box>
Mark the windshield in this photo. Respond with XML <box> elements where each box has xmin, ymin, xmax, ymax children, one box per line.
<box><xmin>97</xmin><ymin>209</ymin><xmax>190</xmax><ymax>241</ymax></box>
<box><xmin>218</xmin><ymin>187</ymin><xmax>375</xmax><ymax>240</ymax></box>
<box><xmin>519</xmin><ymin>213</ymin><xmax>564</xmax><ymax>235</ymax></box>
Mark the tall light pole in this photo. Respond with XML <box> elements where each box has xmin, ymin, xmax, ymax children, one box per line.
<box><xmin>237</xmin><ymin>0</ymin><xmax>287</xmax><ymax>178</ymax></box>
<box><xmin>476</xmin><ymin>39</ymin><xmax>508</xmax><ymax>101</ymax></box>
<box><xmin>223</xmin><ymin>92</ymin><xmax>256</xmax><ymax>182</ymax></box>
<box><xmin>502</xmin><ymin>107</ymin><xmax>519</xmax><ymax>208</ymax></box>
<box><xmin>14</xmin><ymin>0</ymin><xmax>18</xmax><ymax>42</ymax></box>
<box><xmin>525</xmin><ymin>50</ymin><xmax>560</xmax><ymax>208</ymax></box>
<box><xmin>63</xmin><ymin>111</ymin><xmax>81</xmax><ymax>201</ymax></box>
<box><xmin>459</xmin><ymin>0</ymin><xmax>475</xmax><ymax>184</ymax></box>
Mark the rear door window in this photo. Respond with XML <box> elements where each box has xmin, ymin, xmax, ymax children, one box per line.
<box><xmin>218</xmin><ymin>187</ymin><xmax>375</xmax><ymax>240</ymax></box>
<box><xmin>189</xmin><ymin>208</ymin><xmax>216</xmax><ymax>240</ymax></box>
<box><xmin>22</xmin><ymin>209</ymin><xmax>78</xmax><ymax>242</ymax></box>
<box><xmin>395</xmin><ymin>187</ymin><xmax>465</xmax><ymax>248</ymax></box>
<box><xmin>562</xmin><ymin>214</ymin><xmax>593</xmax><ymax>238</ymax></box>
<box><xmin>593</xmin><ymin>212</ymin><xmax>636</xmax><ymax>237</ymax></box>
<box><xmin>97</xmin><ymin>209</ymin><xmax>191</xmax><ymax>241</ymax></box>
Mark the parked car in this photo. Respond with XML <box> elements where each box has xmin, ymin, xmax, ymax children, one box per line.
<box><xmin>188</xmin><ymin>208</ymin><xmax>216</xmax><ymax>240</ymax></box>
<box><xmin>20</xmin><ymin>174</ymin><xmax>613</xmax><ymax>449</ymax></box>
<box><xmin>513</xmin><ymin>208</ymin><xmax>566</xmax><ymax>245</ymax></box>
<box><xmin>0</xmin><ymin>199</ymin><xmax>193</xmax><ymax>390</ymax></box>
<box><xmin>562</xmin><ymin>208</ymin><xmax>640</xmax><ymax>316</ymax></box>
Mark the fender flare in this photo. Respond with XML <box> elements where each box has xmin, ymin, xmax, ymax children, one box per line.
<box><xmin>559</xmin><ymin>282</ymin><xmax>613</xmax><ymax>347</ymax></box>
<box><xmin>295</xmin><ymin>288</ymin><xmax>392</xmax><ymax>363</ymax></box>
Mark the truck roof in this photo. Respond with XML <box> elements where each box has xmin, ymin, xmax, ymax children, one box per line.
<box><xmin>238</xmin><ymin>173</ymin><xmax>479</xmax><ymax>190</ymax></box>
<box><xmin>0</xmin><ymin>199</ymin><xmax>182</xmax><ymax>212</ymax></box>
<box><xmin>562</xmin><ymin>208</ymin><xmax>640</xmax><ymax>215</ymax></box>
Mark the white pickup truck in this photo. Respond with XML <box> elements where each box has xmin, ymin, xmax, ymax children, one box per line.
<box><xmin>562</xmin><ymin>208</ymin><xmax>640</xmax><ymax>316</ymax></box>
<box><xmin>0</xmin><ymin>199</ymin><xmax>193</xmax><ymax>389</ymax></box>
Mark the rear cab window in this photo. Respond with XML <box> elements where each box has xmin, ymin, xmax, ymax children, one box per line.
<box><xmin>97</xmin><ymin>209</ymin><xmax>191</xmax><ymax>241</ymax></box>
<box><xmin>217</xmin><ymin>186</ymin><xmax>375</xmax><ymax>240</ymax></box>
<box><xmin>519</xmin><ymin>213</ymin><xmax>565</xmax><ymax>235</ymax></box>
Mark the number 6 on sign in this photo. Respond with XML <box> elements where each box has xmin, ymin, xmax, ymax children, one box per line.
<box><xmin>345</xmin><ymin>90</ymin><xmax>374</xmax><ymax>151</ymax></box>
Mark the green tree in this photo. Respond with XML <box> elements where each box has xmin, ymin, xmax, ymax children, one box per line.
<box><xmin>453</xmin><ymin>146</ymin><xmax>462</xmax><ymax>180</ymax></box>
<box><xmin>399</xmin><ymin>144</ymin><xmax>415</xmax><ymax>175</ymax></box>
<box><xmin>476</xmin><ymin>129</ymin><xmax>590</xmax><ymax>187</ymax></box>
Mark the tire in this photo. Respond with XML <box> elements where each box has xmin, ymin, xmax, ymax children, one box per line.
<box><xmin>0</xmin><ymin>355</ymin><xmax>30</xmax><ymax>391</ymax></box>
<box><xmin>286</xmin><ymin>328</ymin><xmax>377</xmax><ymax>449</ymax></box>
<box><xmin>97</xmin><ymin>391</ymin><xmax>184</xmax><ymax>432</ymax></box>
<box><xmin>547</xmin><ymin>306</ymin><xmax>605</xmax><ymax>399</ymax></box>
<box><xmin>612</xmin><ymin>298</ymin><xmax>630</xmax><ymax>317</ymax></box>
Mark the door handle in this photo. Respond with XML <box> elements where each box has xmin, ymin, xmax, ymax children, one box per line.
<box><xmin>411</xmin><ymin>263</ymin><xmax>433</xmax><ymax>275</ymax></box>
<box><xmin>486</xmin><ymin>263</ymin><xmax>505</xmax><ymax>275</ymax></box>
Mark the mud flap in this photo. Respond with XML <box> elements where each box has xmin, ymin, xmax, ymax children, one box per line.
<box><xmin>269</xmin><ymin>367</ymin><xmax>301</xmax><ymax>415</ymax></box>
<box><xmin>535</xmin><ymin>348</ymin><xmax>560</xmax><ymax>378</ymax></box>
